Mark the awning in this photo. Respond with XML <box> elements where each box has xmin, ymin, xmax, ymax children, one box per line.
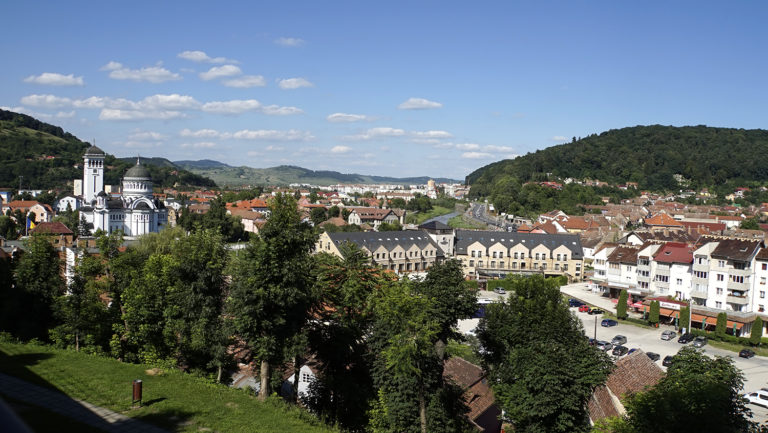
<box><xmin>690</xmin><ymin>314</ymin><xmax>744</xmax><ymax>329</ymax></box>
<box><xmin>658</xmin><ymin>307</ymin><xmax>679</xmax><ymax>318</ymax></box>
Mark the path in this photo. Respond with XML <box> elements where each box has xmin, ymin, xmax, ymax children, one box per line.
<box><xmin>0</xmin><ymin>373</ymin><xmax>169</xmax><ymax>433</ymax></box>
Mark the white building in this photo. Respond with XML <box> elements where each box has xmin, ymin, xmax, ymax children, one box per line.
<box><xmin>79</xmin><ymin>146</ymin><xmax>167</xmax><ymax>237</ymax></box>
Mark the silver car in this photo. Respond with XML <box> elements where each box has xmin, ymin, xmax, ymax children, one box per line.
<box><xmin>661</xmin><ymin>330</ymin><xmax>676</xmax><ymax>340</ymax></box>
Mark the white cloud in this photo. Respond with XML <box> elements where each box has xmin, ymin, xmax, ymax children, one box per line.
<box><xmin>177</xmin><ymin>50</ymin><xmax>236</xmax><ymax>64</ymax></box>
<box><xmin>274</xmin><ymin>37</ymin><xmax>305</xmax><ymax>47</ymax></box>
<box><xmin>20</xmin><ymin>94</ymin><xmax>72</xmax><ymax>108</ymax></box>
<box><xmin>455</xmin><ymin>143</ymin><xmax>481</xmax><ymax>150</ymax></box>
<box><xmin>99</xmin><ymin>109</ymin><xmax>186</xmax><ymax>121</ymax></box>
<box><xmin>72</xmin><ymin>96</ymin><xmax>137</xmax><ymax>109</ymax></box>
<box><xmin>121</xmin><ymin>140</ymin><xmax>163</xmax><ymax>148</ymax></box>
<box><xmin>461</xmin><ymin>152</ymin><xmax>493</xmax><ymax>159</ymax></box>
<box><xmin>23</xmin><ymin>73</ymin><xmax>84</xmax><ymax>86</ymax></box>
<box><xmin>101</xmin><ymin>61</ymin><xmax>181</xmax><ymax>83</ymax></box>
<box><xmin>140</xmin><ymin>94</ymin><xmax>201</xmax><ymax>110</ymax></box>
<box><xmin>345</xmin><ymin>127</ymin><xmax>406</xmax><ymax>140</ymax></box>
<box><xmin>397</xmin><ymin>97</ymin><xmax>442</xmax><ymax>110</ymax></box>
<box><xmin>277</xmin><ymin>77</ymin><xmax>313</xmax><ymax>89</ymax></box>
<box><xmin>327</xmin><ymin>113</ymin><xmax>370</xmax><ymax>122</ymax></box>
<box><xmin>484</xmin><ymin>145</ymin><xmax>515</xmax><ymax>153</ymax></box>
<box><xmin>199</xmin><ymin>65</ymin><xmax>242</xmax><ymax>81</ymax></box>
<box><xmin>551</xmin><ymin>135</ymin><xmax>568</xmax><ymax>142</ymax></box>
<box><xmin>55</xmin><ymin>111</ymin><xmax>76</xmax><ymax>118</ymax></box>
<box><xmin>261</xmin><ymin>105</ymin><xmax>303</xmax><ymax>115</ymax></box>
<box><xmin>201</xmin><ymin>99</ymin><xmax>261</xmax><ymax>114</ymax></box>
<box><xmin>330</xmin><ymin>145</ymin><xmax>352</xmax><ymax>154</ymax></box>
<box><xmin>265</xmin><ymin>145</ymin><xmax>285</xmax><ymax>151</ymax></box>
<box><xmin>129</xmin><ymin>131</ymin><xmax>166</xmax><ymax>140</ymax></box>
<box><xmin>233</xmin><ymin>129</ymin><xmax>313</xmax><ymax>141</ymax></box>
<box><xmin>180</xmin><ymin>128</ymin><xmax>229</xmax><ymax>139</ymax></box>
<box><xmin>222</xmin><ymin>75</ymin><xmax>266</xmax><ymax>88</ymax></box>
<box><xmin>180</xmin><ymin>142</ymin><xmax>218</xmax><ymax>148</ymax></box>
<box><xmin>411</xmin><ymin>130</ymin><xmax>453</xmax><ymax>139</ymax></box>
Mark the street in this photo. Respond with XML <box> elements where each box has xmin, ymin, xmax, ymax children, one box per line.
<box><xmin>564</xmin><ymin>283</ymin><xmax>768</xmax><ymax>423</ymax></box>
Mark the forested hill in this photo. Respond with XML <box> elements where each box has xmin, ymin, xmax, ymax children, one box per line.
<box><xmin>467</xmin><ymin>125</ymin><xmax>768</xmax><ymax>194</ymax></box>
<box><xmin>0</xmin><ymin>109</ymin><xmax>215</xmax><ymax>189</ymax></box>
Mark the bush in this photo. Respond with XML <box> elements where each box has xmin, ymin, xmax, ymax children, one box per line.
<box><xmin>616</xmin><ymin>290</ymin><xmax>628</xmax><ymax>320</ymax></box>
<box><xmin>750</xmin><ymin>316</ymin><xmax>763</xmax><ymax>346</ymax></box>
<box><xmin>649</xmin><ymin>301</ymin><xmax>660</xmax><ymax>326</ymax></box>
<box><xmin>715</xmin><ymin>312</ymin><xmax>727</xmax><ymax>338</ymax></box>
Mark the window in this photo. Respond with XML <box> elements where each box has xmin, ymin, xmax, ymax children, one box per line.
<box><xmin>557</xmin><ymin>254</ymin><xmax>561</xmax><ymax>261</ymax></box>
<box><xmin>563</xmin><ymin>264</ymin><xmax>568</xmax><ymax>271</ymax></box>
<box><xmin>490</xmin><ymin>261</ymin><xmax>496</xmax><ymax>268</ymax></box>
<box><xmin>471</xmin><ymin>251</ymin><xmax>476</xmax><ymax>257</ymax></box>
<box><xmin>730</xmin><ymin>275</ymin><xmax>745</xmax><ymax>284</ymax></box>
<box><xmin>478</xmin><ymin>261</ymin><xmax>483</xmax><ymax>267</ymax></box>
<box><xmin>542</xmin><ymin>263</ymin><xmax>547</xmax><ymax>270</ymax></box>
<box><xmin>717</xmin><ymin>273</ymin><xmax>724</xmax><ymax>281</ymax></box>
<box><xmin>655</xmin><ymin>275</ymin><xmax>669</xmax><ymax>283</ymax></box>
<box><xmin>676</xmin><ymin>278</ymin><xmax>683</xmax><ymax>286</ymax></box>
<box><xmin>301</xmin><ymin>373</ymin><xmax>312</xmax><ymax>383</ymax></box>
<box><xmin>533</xmin><ymin>263</ymin><xmax>539</xmax><ymax>270</ymax></box>
<box><xmin>718</xmin><ymin>260</ymin><xmax>725</xmax><ymax>268</ymax></box>
<box><xmin>759</xmin><ymin>305</ymin><xmax>765</xmax><ymax>313</ymax></box>
<box><xmin>694</xmin><ymin>271</ymin><xmax>708</xmax><ymax>279</ymax></box>
<box><xmin>626</xmin><ymin>265</ymin><xmax>632</xmax><ymax>271</ymax></box>
<box><xmin>716</xmin><ymin>301</ymin><xmax>722</xmax><ymax>309</ymax></box>
<box><xmin>716</xmin><ymin>287</ymin><xmax>723</xmax><ymax>295</ymax></box>
<box><xmin>761</xmin><ymin>277</ymin><xmax>766</xmax><ymax>285</ymax></box>
<box><xmin>535</xmin><ymin>253</ymin><xmax>540</xmax><ymax>260</ymax></box>
<box><xmin>734</xmin><ymin>262</ymin><xmax>746</xmax><ymax>270</ymax></box>
<box><xmin>498</xmin><ymin>262</ymin><xmax>504</xmax><ymax>269</ymax></box>
<box><xmin>763</xmin><ymin>263</ymin><xmax>767</xmax><ymax>271</ymax></box>
<box><xmin>469</xmin><ymin>260</ymin><xmax>474</xmax><ymax>267</ymax></box>
<box><xmin>761</xmin><ymin>291</ymin><xmax>766</xmax><ymax>299</ymax></box>
<box><xmin>563</xmin><ymin>255</ymin><xmax>568</xmax><ymax>261</ymax></box>
<box><xmin>511</xmin><ymin>262</ymin><xmax>517</xmax><ymax>269</ymax></box>
<box><xmin>555</xmin><ymin>264</ymin><xmax>560</xmax><ymax>270</ymax></box>
<box><xmin>514</xmin><ymin>252</ymin><xmax>519</xmax><ymax>259</ymax></box>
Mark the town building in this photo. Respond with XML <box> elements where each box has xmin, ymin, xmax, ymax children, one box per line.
<box><xmin>79</xmin><ymin>146</ymin><xmax>167</xmax><ymax>237</ymax></box>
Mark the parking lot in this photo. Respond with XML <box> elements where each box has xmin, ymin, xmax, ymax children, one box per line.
<box><xmin>567</xmin><ymin>286</ymin><xmax>768</xmax><ymax>423</ymax></box>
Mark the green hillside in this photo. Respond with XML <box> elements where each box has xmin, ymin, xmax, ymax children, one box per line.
<box><xmin>0</xmin><ymin>109</ymin><xmax>216</xmax><ymax>190</ymax></box>
<box><xmin>175</xmin><ymin>162</ymin><xmax>460</xmax><ymax>186</ymax></box>
<box><xmin>467</xmin><ymin>125</ymin><xmax>768</xmax><ymax>196</ymax></box>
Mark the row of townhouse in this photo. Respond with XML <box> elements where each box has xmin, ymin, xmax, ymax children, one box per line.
<box><xmin>452</xmin><ymin>230</ymin><xmax>584</xmax><ymax>281</ymax></box>
<box><xmin>592</xmin><ymin>237</ymin><xmax>768</xmax><ymax>336</ymax></box>
<box><xmin>315</xmin><ymin>228</ymin><xmax>585</xmax><ymax>281</ymax></box>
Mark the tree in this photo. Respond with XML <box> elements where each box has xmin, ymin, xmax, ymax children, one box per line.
<box><xmin>616</xmin><ymin>289</ymin><xmax>628</xmax><ymax>320</ymax></box>
<box><xmin>389</xmin><ymin>198</ymin><xmax>407</xmax><ymax>209</ymax></box>
<box><xmin>12</xmin><ymin>235</ymin><xmax>65</xmax><ymax>340</ymax></box>
<box><xmin>716</xmin><ymin>312</ymin><xmax>728</xmax><ymax>337</ymax></box>
<box><xmin>305</xmin><ymin>244</ymin><xmax>389</xmax><ymax>430</ymax></box>
<box><xmin>750</xmin><ymin>316</ymin><xmax>763</xmax><ymax>346</ymax></box>
<box><xmin>310</xmin><ymin>207</ymin><xmax>328</xmax><ymax>226</ymax></box>
<box><xmin>377</xmin><ymin>221</ymin><xmax>402</xmax><ymax>232</ymax></box>
<box><xmin>740</xmin><ymin>217</ymin><xmax>760</xmax><ymax>230</ymax></box>
<box><xmin>648</xmin><ymin>301</ymin><xmax>660</xmax><ymax>327</ymax></box>
<box><xmin>476</xmin><ymin>275</ymin><xmax>612</xmax><ymax>433</ymax></box>
<box><xmin>228</xmin><ymin>193</ymin><xmax>318</xmax><ymax>399</ymax></box>
<box><xmin>620</xmin><ymin>347</ymin><xmax>754</xmax><ymax>433</ymax></box>
<box><xmin>679</xmin><ymin>305</ymin><xmax>690</xmax><ymax>332</ymax></box>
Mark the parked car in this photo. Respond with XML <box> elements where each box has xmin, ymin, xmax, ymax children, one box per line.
<box><xmin>601</xmin><ymin>319</ymin><xmax>618</xmax><ymax>327</ymax></box>
<box><xmin>596</xmin><ymin>341</ymin><xmax>613</xmax><ymax>351</ymax></box>
<box><xmin>646</xmin><ymin>352</ymin><xmax>660</xmax><ymax>361</ymax></box>
<box><xmin>660</xmin><ymin>330</ymin><xmax>676</xmax><ymax>340</ymax></box>
<box><xmin>739</xmin><ymin>348</ymin><xmax>756</xmax><ymax>359</ymax></box>
<box><xmin>662</xmin><ymin>355</ymin><xmax>675</xmax><ymax>367</ymax></box>
<box><xmin>612</xmin><ymin>345</ymin><xmax>628</xmax><ymax>357</ymax></box>
<box><xmin>588</xmin><ymin>307</ymin><xmax>604</xmax><ymax>315</ymax></box>
<box><xmin>678</xmin><ymin>333</ymin><xmax>694</xmax><ymax>344</ymax></box>
<box><xmin>611</xmin><ymin>335</ymin><xmax>627</xmax><ymax>345</ymax></box>
<box><xmin>493</xmin><ymin>288</ymin><xmax>506</xmax><ymax>295</ymax></box>
<box><xmin>627</xmin><ymin>348</ymin><xmax>638</xmax><ymax>355</ymax></box>
<box><xmin>578</xmin><ymin>304</ymin><xmax>590</xmax><ymax>313</ymax></box>
<box><xmin>692</xmin><ymin>336</ymin><xmax>708</xmax><ymax>348</ymax></box>
<box><xmin>569</xmin><ymin>298</ymin><xmax>585</xmax><ymax>308</ymax></box>
<box><xmin>743</xmin><ymin>390</ymin><xmax>768</xmax><ymax>408</ymax></box>
<box><xmin>588</xmin><ymin>337</ymin><xmax>597</xmax><ymax>346</ymax></box>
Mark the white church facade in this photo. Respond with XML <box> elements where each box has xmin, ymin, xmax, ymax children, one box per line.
<box><xmin>79</xmin><ymin>146</ymin><xmax>167</xmax><ymax>237</ymax></box>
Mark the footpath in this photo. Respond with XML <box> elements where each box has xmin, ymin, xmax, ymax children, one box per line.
<box><xmin>0</xmin><ymin>372</ymin><xmax>169</xmax><ymax>433</ymax></box>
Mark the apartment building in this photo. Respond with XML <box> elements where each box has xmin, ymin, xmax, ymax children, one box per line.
<box><xmin>316</xmin><ymin>230</ymin><xmax>443</xmax><ymax>274</ymax></box>
<box><xmin>453</xmin><ymin>230</ymin><xmax>584</xmax><ymax>281</ymax></box>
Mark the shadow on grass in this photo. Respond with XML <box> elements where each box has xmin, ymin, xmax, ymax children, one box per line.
<box><xmin>131</xmin><ymin>408</ymin><xmax>197</xmax><ymax>432</ymax></box>
<box><xmin>141</xmin><ymin>397</ymin><xmax>167</xmax><ymax>407</ymax></box>
<box><xmin>0</xmin><ymin>351</ymin><xmax>56</xmax><ymax>389</ymax></box>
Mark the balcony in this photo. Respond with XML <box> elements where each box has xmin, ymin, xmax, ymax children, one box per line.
<box><xmin>729</xmin><ymin>268</ymin><xmax>751</xmax><ymax>278</ymax></box>
<box><xmin>691</xmin><ymin>286</ymin><xmax>708</xmax><ymax>298</ymax></box>
<box><xmin>727</xmin><ymin>280</ymin><xmax>749</xmax><ymax>291</ymax></box>
<box><xmin>726</xmin><ymin>294</ymin><xmax>749</xmax><ymax>305</ymax></box>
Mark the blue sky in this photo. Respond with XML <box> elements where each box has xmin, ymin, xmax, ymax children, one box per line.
<box><xmin>2</xmin><ymin>1</ymin><xmax>767</xmax><ymax>180</ymax></box>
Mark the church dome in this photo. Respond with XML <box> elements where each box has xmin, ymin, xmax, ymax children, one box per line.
<box><xmin>84</xmin><ymin>145</ymin><xmax>106</xmax><ymax>156</ymax></box>
<box><xmin>124</xmin><ymin>159</ymin><xmax>150</xmax><ymax>179</ymax></box>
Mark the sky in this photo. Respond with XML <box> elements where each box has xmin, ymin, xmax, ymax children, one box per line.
<box><xmin>2</xmin><ymin>1</ymin><xmax>767</xmax><ymax>180</ymax></box>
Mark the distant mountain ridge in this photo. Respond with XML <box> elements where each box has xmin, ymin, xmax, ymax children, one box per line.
<box><xmin>467</xmin><ymin>124</ymin><xmax>768</xmax><ymax>196</ymax></box>
<box><xmin>172</xmin><ymin>160</ymin><xmax>461</xmax><ymax>186</ymax></box>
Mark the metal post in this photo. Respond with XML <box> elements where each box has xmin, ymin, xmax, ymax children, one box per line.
<box><xmin>132</xmin><ymin>379</ymin><xmax>142</xmax><ymax>407</ymax></box>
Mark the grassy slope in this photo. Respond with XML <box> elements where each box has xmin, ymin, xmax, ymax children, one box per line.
<box><xmin>448</xmin><ymin>214</ymin><xmax>487</xmax><ymax>229</ymax></box>
<box><xmin>0</xmin><ymin>342</ymin><xmax>335</xmax><ymax>433</ymax></box>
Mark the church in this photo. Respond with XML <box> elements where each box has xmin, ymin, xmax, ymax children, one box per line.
<box><xmin>79</xmin><ymin>145</ymin><xmax>167</xmax><ymax>237</ymax></box>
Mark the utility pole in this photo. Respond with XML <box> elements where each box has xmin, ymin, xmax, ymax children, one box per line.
<box><xmin>18</xmin><ymin>175</ymin><xmax>23</xmax><ymax>194</ymax></box>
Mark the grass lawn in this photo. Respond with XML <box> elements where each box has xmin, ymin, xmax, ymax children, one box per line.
<box><xmin>448</xmin><ymin>215</ymin><xmax>487</xmax><ymax>229</ymax></box>
<box><xmin>406</xmin><ymin>206</ymin><xmax>453</xmax><ymax>225</ymax></box>
<box><xmin>698</xmin><ymin>338</ymin><xmax>768</xmax><ymax>357</ymax></box>
<box><xmin>0</xmin><ymin>342</ymin><xmax>336</xmax><ymax>433</ymax></box>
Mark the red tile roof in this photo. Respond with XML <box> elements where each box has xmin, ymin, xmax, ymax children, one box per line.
<box><xmin>653</xmin><ymin>242</ymin><xmax>693</xmax><ymax>264</ymax></box>
<box><xmin>644</xmin><ymin>213</ymin><xmax>683</xmax><ymax>227</ymax></box>
<box><xmin>31</xmin><ymin>221</ymin><xmax>73</xmax><ymax>235</ymax></box>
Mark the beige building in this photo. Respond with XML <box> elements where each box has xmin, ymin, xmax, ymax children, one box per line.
<box><xmin>454</xmin><ymin>230</ymin><xmax>584</xmax><ymax>281</ymax></box>
<box><xmin>316</xmin><ymin>230</ymin><xmax>443</xmax><ymax>274</ymax></box>
<box><xmin>347</xmin><ymin>208</ymin><xmax>399</xmax><ymax>230</ymax></box>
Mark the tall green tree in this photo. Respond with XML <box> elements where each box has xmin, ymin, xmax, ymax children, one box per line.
<box><xmin>750</xmin><ymin>316</ymin><xmax>764</xmax><ymax>346</ymax></box>
<box><xmin>228</xmin><ymin>193</ymin><xmax>318</xmax><ymax>399</ymax></box>
<box><xmin>616</xmin><ymin>289</ymin><xmax>628</xmax><ymax>320</ymax></box>
<box><xmin>648</xmin><ymin>301</ymin><xmax>660</xmax><ymax>327</ymax></box>
<box><xmin>716</xmin><ymin>312</ymin><xmax>728</xmax><ymax>337</ymax></box>
<box><xmin>12</xmin><ymin>235</ymin><xmax>65</xmax><ymax>340</ymax></box>
<box><xmin>476</xmin><ymin>275</ymin><xmax>612</xmax><ymax>433</ymax></box>
<box><xmin>619</xmin><ymin>347</ymin><xmax>754</xmax><ymax>433</ymax></box>
<box><xmin>679</xmin><ymin>305</ymin><xmax>690</xmax><ymax>332</ymax></box>
<box><xmin>306</xmin><ymin>244</ymin><xmax>390</xmax><ymax>431</ymax></box>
